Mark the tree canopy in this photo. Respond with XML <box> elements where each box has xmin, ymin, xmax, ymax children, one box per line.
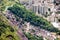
<box><xmin>8</xmin><ymin>4</ymin><xmax>60</xmax><ymax>33</ymax></box>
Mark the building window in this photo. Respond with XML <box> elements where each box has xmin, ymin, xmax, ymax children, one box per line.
<box><xmin>48</xmin><ymin>8</ymin><xmax>51</xmax><ymax>11</ymax></box>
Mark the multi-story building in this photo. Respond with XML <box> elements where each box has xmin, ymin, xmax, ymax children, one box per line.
<box><xmin>31</xmin><ymin>0</ymin><xmax>55</xmax><ymax>16</ymax></box>
<box><xmin>38</xmin><ymin>4</ymin><xmax>48</xmax><ymax>15</ymax></box>
<box><xmin>19</xmin><ymin>0</ymin><xmax>59</xmax><ymax>16</ymax></box>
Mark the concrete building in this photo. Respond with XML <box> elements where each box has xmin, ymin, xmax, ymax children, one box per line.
<box><xmin>32</xmin><ymin>4</ymin><xmax>38</xmax><ymax>14</ymax></box>
<box><xmin>38</xmin><ymin>3</ymin><xmax>48</xmax><ymax>15</ymax></box>
<box><xmin>19</xmin><ymin>0</ymin><xmax>59</xmax><ymax>16</ymax></box>
<box><xmin>31</xmin><ymin>0</ymin><xmax>55</xmax><ymax>15</ymax></box>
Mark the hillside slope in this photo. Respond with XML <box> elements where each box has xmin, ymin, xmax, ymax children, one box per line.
<box><xmin>0</xmin><ymin>13</ymin><xmax>20</xmax><ymax>40</ymax></box>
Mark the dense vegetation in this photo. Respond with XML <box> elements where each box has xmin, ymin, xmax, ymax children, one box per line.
<box><xmin>7</xmin><ymin>4</ymin><xmax>60</xmax><ymax>33</ymax></box>
<box><xmin>24</xmin><ymin>32</ymin><xmax>43</xmax><ymax>40</ymax></box>
<box><xmin>0</xmin><ymin>13</ymin><xmax>20</xmax><ymax>40</ymax></box>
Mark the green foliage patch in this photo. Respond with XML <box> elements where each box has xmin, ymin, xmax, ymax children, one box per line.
<box><xmin>0</xmin><ymin>13</ymin><xmax>20</xmax><ymax>40</ymax></box>
<box><xmin>7</xmin><ymin>4</ymin><xmax>60</xmax><ymax>33</ymax></box>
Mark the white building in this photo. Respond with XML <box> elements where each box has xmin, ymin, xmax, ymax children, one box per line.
<box><xmin>32</xmin><ymin>4</ymin><xmax>38</xmax><ymax>13</ymax></box>
<box><xmin>19</xmin><ymin>0</ymin><xmax>56</xmax><ymax>16</ymax></box>
<box><xmin>38</xmin><ymin>4</ymin><xmax>48</xmax><ymax>15</ymax></box>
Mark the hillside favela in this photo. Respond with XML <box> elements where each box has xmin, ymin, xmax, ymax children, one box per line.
<box><xmin>0</xmin><ymin>0</ymin><xmax>60</xmax><ymax>40</ymax></box>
